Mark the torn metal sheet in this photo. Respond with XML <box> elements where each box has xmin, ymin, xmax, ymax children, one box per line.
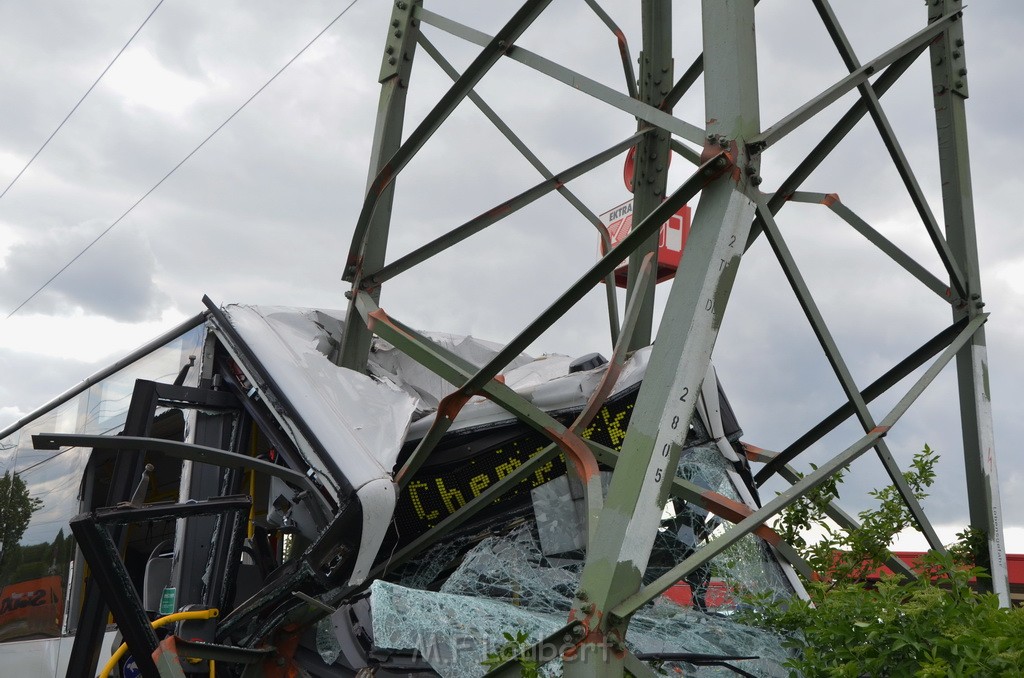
<box><xmin>216</xmin><ymin>304</ymin><xmax>418</xmax><ymax>584</ymax></box>
<box><xmin>370</xmin><ymin>332</ymin><xmax>536</xmax><ymax>409</ymax></box>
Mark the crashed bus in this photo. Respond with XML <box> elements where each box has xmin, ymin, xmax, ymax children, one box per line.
<box><xmin>0</xmin><ymin>299</ymin><xmax>802</xmax><ymax>677</ymax></box>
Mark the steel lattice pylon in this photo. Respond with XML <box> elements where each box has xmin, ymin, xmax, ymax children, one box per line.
<box><xmin>339</xmin><ymin>1</ymin><xmax>1007</xmax><ymax>673</ymax></box>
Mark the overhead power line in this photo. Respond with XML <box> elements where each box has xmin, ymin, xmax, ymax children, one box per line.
<box><xmin>0</xmin><ymin>0</ymin><xmax>166</xmax><ymax>203</ymax></box>
<box><xmin>6</xmin><ymin>0</ymin><xmax>364</xmax><ymax>320</ymax></box>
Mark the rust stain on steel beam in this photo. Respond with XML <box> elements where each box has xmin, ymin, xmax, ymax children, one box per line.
<box><xmin>614</xmin><ymin>28</ymin><xmax>630</xmax><ymax>72</ymax></box>
<box><xmin>741</xmin><ymin>441</ymin><xmax>776</xmax><ymax>463</ymax></box>
<box><xmin>562</xmin><ymin>628</ymin><xmax>603</xmax><ymax>659</ymax></box>
<box><xmin>870</xmin><ymin>425</ymin><xmax>890</xmax><ymax>435</ymax></box>
<box><xmin>549</xmin><ymin>426</ymin><xmax>602</xmax><ymax>483</ymax></box>
<box><xmin>395</xmin><ymin>390</ymin><xmax>471</xmax><ymax>486</ymax></box>
<box><xmin>699</xmin><ymin>490</ymin><xmax>782</xmax><ymax>546</ymax></box>
<box><xmin>437</xmin><ymin>390</ymin><xmax>472</xmax><ymax>421</ymax></box>
<box><xmin>376</xmin><ymin>163</ymin><xmax>396</xmax><ymax>195</ymax></box>
<box><xmin>821</xmin><ymin>193</ymin><xmax>840</xmax><ymax>207</ymax></box>
<box><xmin>699</xmin><ymin>139</ymin><xmax>737</xmax><ymax>165</ymax></box>
<box><xmin>482</xmin><ymin>203</ymin><xmax>513</xmax><ymax>221</ymax></box>
<box><xmin>569</xmin><ymin>352</ymin><xmax>624</xmax><ymax>434</ymax></box>
<box><xmin>153</xmin><ymin>635</ymin><xmax>181</xmax><ymax>666</ymax></box>
<box><xmin>366</xmin><ymin>307</ymin><xmax>397</xmax><ymax>334</ymax></box>
<box><xmin>370</xmin><ymin>303</ymin><xmax>602</xmax><ymax>484</ymax></box>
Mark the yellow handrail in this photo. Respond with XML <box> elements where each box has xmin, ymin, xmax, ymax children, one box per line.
<box><xmin>97</xmin><ymin>607</ymin><xmax>219</xmax><ymax>678</ymax></box>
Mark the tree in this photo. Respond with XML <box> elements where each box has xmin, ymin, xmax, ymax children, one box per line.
<box><xmin>0</xmin><ymin>470</ymin><xmax>43</xmax><ymax>578</ymax></box>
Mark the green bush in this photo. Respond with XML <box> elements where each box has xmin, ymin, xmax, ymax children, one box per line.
<box><xmin>745</xmin><ymin>445</ymin><xmax>1024</xmax><ymax>677</ymax></box>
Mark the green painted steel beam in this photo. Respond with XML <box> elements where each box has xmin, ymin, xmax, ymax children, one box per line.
<box><xmin>787</xmin><ymin>192</ymin><xmax>951</xmax><ymax>300</ymax></box>
<box><xmin>756</xmin><ymin>318</ymin><xmax>968</xmax><ymax>482</ymax></box>
<box><xmin>414</xmin><ymin>32</ymin><xmax>621</xmax><ymax>345</ymax></box>
<box><xmin>611</xmin><ymin>313</ymin><xmax>986</xmax><ymax>619</ymax></box>
<box><xmin>749</xmin><ymin>9</ymin><xmax>961</xmax><ymax>151</ymax></box>
<box><xmin>458</xmin><ymin>152</ymin><xmax>728</xmax><ymax>399</ymax></box>
<box><xmin>353</xmin><ymin>292</ymin><xmax>607</xmax><ymax>537</ymax></box>
<box><xmin>345</xmin><ymin>0</ymin><xmax>554</xmax><ymax>278</ymax></box>
<box><xmin>748</xmin><ymin>44</ymin><xmax>926</xmax><ymax>252</ymax></box>
<box><xmin>624</xmin><ymin>0</ymin><xmax>673</xmax><ymax>353</ymax></box>
<box><xmin>927</xmin><ymin>0</ymin><xmax>1009</xmax><ymax>604</ymax></box>
<box><xmin>341</xmin><ymin>0</ymin><xmax>554</xmax><ymax>371</ymax></box>
<box><xmin>338</xmin><ymin>0</ymin><xmax>421</xmax><ymax>372</ymax></box>
<box><xmin>368</xmin><ymin>257</ymin><xmax>654</xmax><ymax>578</ymax></box>
<box><xmin>811</xmin><ymin>0</ymin><xmax>967</xmax><ymax>300</ymax></box>
<box><xmin>660</xmin><ymin>0</ymin><xmax>763</xmax><ymax>112</ymax></box>
<box><xmin>415</xmin><ymin>7</ymin><xmax>707</xmax><ymax>146</ymax></box>
<box><xmin>565</xmin><ymin>4</ymin><xmax>761</xmax><ymax>673</ymax></box>
<box><xmin>584</xmin><ymin>438</ymin><xmax>815</xmax><ymax>581</ymax></box>
<box><xmin>755</xmin><ymin>197</ymin><xmax>946</xmax><ymax>553</ymax></box>
<box><xmin>583</xmin><ymin>0</ymin><xmax>638</xmax><ymax>100</ymax></box>
<box><xmin>774</xmin><ymin>462</ymin><xmax>917</xmax><ymax>580</ymax></box>
<box><xmin>364</xmin><ymin>129</ymin><xmax>647</xmax><ymax>286</ymax></box>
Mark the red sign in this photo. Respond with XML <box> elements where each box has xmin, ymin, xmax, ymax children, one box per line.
<box><xmin>599</xmin><ymin>199</ymin><xmax>691</xmax><ymax>288</ymax></box>
<box><xmin>0</xmin><ymin>575</ymin><xmax>64</xmax><ymax>640</ymax></box>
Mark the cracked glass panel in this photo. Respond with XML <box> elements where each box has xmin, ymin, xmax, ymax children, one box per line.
<box><xmin>373</xmin><ymin>525</ymin><xmax>793</xmax><ymax>676</ymax></box>
<box><xmin>371</xmin><ymin>579</ymin><xmax>564</xmax><ymax>678</ymax></box>
<box><xmin>315</xmin><ymin>615</ymin><xmax>343</xmax><ymax>665</ymax></box>
<box><xmin>676</xmin><ymin>445</ymin><xmax>796</xmax><ymax>610</ymax></box>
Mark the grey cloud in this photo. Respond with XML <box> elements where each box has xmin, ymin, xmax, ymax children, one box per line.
<box><xmin>0</xmin><ymin>220</ymin><xmax>167</xmax><ymax>321</ymax></box>
<box><xmin>0</xmin><ymin>0</ymin><xmax>1020</xmax><ymax>543</ymax></box>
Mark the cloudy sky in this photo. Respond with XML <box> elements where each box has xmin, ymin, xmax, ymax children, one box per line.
<box><xmin>0</xmin><ymin>0</ymin><xmax>1020</xmax><ymax>552</ymax></box>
